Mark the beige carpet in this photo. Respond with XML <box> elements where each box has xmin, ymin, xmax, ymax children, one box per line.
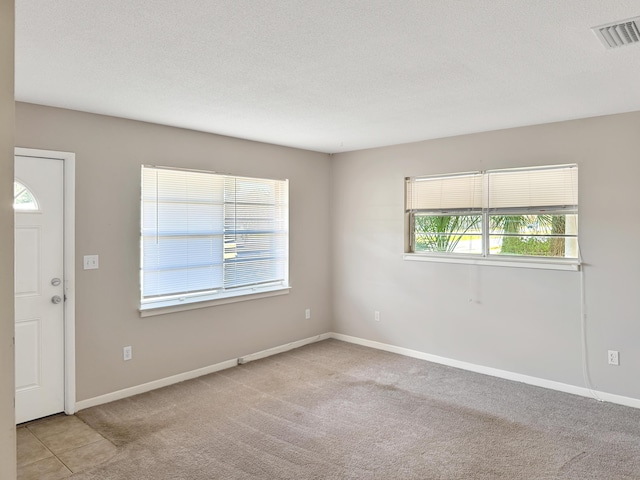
<box><xmin>73</xmin><ymin>339</ymin><xmax>640</xmax><ymax>479</ymax></box>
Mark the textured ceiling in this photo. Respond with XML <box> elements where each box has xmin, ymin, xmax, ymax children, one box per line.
<box><xmin>15</xmin><ymin>1</ymin><xmax>640</xmax><ymax>153</ymax></box>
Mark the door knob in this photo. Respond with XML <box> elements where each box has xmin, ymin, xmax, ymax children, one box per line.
<box><xmin>51</xmin><ymin>295</ymin><xmax>62</xmax><ymax>304</ymax></box>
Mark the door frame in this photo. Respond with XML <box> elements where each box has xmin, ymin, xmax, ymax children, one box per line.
<box><xmin>15</xmin><ymin>147</ymin><xmax>76</xmax><ymax>416</ymax></box>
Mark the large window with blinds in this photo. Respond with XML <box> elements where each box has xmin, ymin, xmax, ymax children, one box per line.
<box><xmin>406</xmin><ymin>164</ymin><xmax>578</xmax><ymax>261</ymax></box>
<box><xmin>141</xmin><ymin>166</ymin><xmax>289</xmax><ymax>310</ymax></box>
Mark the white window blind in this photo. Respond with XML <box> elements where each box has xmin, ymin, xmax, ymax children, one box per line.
<box><xmin>141</xmin><ymin>166</ymin><xmax>289</xmax><ymax>308</ymax></box>
<box><xmin>406</xmin><ymin>164</ymin><xmax>579</xmax><ymax>262</ymax></box>
<box><xmin>487</xmin><ymin>165</ymin><xmax>578</xmax><ymax>211</ymax></box>
<box><xmin>223</xmin><ymin>176</ymin><xmax>288</xmax><ymax>290</ymax></box>
<box><xmin>406</xmin><ymin>172</ymin><xmax>483</xmax><ymax>212</ymax></box>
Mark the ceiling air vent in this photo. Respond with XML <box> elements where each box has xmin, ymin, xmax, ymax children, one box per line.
<box><xmin>592</xmin><ymin>17</ymin><xmax>640</xmax><ymax>49</ymax></box>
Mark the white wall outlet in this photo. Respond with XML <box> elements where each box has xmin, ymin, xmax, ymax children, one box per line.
<box><xmin>83</xmin><ymin>254</ymin><xmax>99</xmax><ymax>270</ymax></box>
<box><xmin>123</xmin><ymin>345</ymin><xmax>132</xmax><ymax>361</ymax></box>
<box><xmin>374</xmin><ymin>311</ymin><xmax>380</xmax><ymax>322</ymax></box>
<box><xmin>608</xmin><ymin>350</ymin><xmax>619</xmax><ymax>366</ymax></box>
<box><xmin>305</xmin><ymin>308</ymin><xmax>311</xmax><ymax>320</ymax></box>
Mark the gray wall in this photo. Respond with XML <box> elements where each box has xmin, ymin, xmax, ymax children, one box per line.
<box><xmin>0</xmin><ymin>0</ymin><xmax>15</xmax><ymax>477</ymax></box>
<box><xmin>15</xmin><ymin>102</ymin><xmax>333</xmax><ymax>401</ymax></box>
<box><xmin>11</xmin><ymin>99</ymin><xmax>640</xmax><ymax>422</ymax></box>
<box><xmin>331</xmin><ymin>111</ymin><xmax>640</xmax><ymax>399</ymax></box>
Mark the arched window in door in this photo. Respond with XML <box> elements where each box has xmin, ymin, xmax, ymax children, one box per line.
<box><xmin>14</xmin><ymin>181</ymin><xmax>39</xmax><ymax>211</ymax></box>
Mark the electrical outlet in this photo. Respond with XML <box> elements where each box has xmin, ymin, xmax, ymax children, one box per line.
<box><xmin>305</xmin><ymin>308</ymin><xmax>311</xmax><ymax>320</ymax></box>
<box><xmin>374</xmin><ymin>311</ymin><xmax>380</xmax><ymax>322</ymax></box>
<box><xmin>608</xmin><ymin>350</ymin><xmax>619</xmax><ymax>366</ymax></box>
<box><xmin>123</xmin><ymin>346</ymin><xmax>132</xmax><ymax>361</ymax></box>
<box><xmin>83</xmin><ymin>255</ymin><xmax>99</xmax><ymax>270</ymax></box>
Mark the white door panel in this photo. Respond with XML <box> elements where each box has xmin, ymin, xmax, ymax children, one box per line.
<box><xmin>15</xmin><ymin>318</ymin><xmax>41</xmax><ymax>390</ymax></box>
<box><xmin>15</xmin><ymin>226</ymin><xmax>41</xmax><ymax>296</ymax></box>
<box><xmin>15</xmin><ymin>155</ymin><xmax>65</xmax><ymax>424</ymax></box>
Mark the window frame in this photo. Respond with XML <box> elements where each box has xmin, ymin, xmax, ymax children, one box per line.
<box><xmin>139</xmin><ymin>165</ymin><xmax>290</xmax><ymax>316</ymax></box>
<box><xmin>405</xmin><ymin>165</ymin><xmax>580</xmax><ymax>271</ymax></box>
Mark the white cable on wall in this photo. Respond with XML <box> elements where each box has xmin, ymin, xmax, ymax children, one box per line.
<box><xmin>578</xmin><ymin>245</ymin><xmax>603</xmax><ymax>402</ymax></box>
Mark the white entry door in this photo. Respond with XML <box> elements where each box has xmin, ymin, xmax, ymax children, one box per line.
<box><xmin>15</xmin><ymin>155</ymin><xmax>65</xmax><ymax>424</ymax></box>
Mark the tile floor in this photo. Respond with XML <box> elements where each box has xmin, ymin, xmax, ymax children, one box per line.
<box><xmin>17</xmin><ymin>414</ymin><xmax>117</xmax><ymax>480</ymax></box>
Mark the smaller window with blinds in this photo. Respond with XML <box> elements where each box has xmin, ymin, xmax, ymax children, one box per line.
<box><xmin>406</xmin><ymin>164</ymin><xmax>578</xmax><ymax>261</ymax></box>
<box><xmin>141</xmin><ymin>166</ymin><xmax>289</xmax><ymax>311</ymax></box>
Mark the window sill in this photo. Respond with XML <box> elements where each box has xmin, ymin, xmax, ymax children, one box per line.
<box><xmin>139</xmin><ymin>285</ymin><xmax>291</xmax><ymax>317</ymax></box>
<box><xmin>403</xmin><ymin>253</ymin><xmax>580</xmax><ymax>271</ymax></box>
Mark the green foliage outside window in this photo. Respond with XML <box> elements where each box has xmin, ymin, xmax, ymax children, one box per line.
<box><xmin>414</xmin><ymin>213</ymin><xmax>573</xmax><ymax>257</ymax></box>
<box><xmin>414</xmin><ymin>215</ymin><xmax>481</xmax><ymax>253</ymax></box>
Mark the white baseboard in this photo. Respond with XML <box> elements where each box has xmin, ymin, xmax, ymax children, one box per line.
<box><xmin>75</xmin><ymin>333</ymin><xmax>330</xmax><ymax>412</ymax></box>
<box><xmin>76</xmin><ymin>331</ymin><xmax>640</xmax><ymax>413</ymax></box>
<box><xmin>75</xmin><ymin>358</ymin><xmax>238</xmax><ymax>411</ymax></box>
<box><xmin>238</xmin><ymin>333</ymin><xmax>331</xmax><ymax>364</ymax></box>
<box><xmin>329</xmin><ymin>332</ymin><xmax>640</xmax><ymax>410</ymax></box>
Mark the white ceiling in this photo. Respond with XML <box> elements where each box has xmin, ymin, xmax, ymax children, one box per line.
<box><xmin>15</xmin><ymin>1</ymin><xmax>640</xmax><ymax>153</ymax></box>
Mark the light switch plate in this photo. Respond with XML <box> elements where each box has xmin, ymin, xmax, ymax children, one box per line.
<box><xmin>83</xmin><ymin>255</ymin><xmax>99</xmax><ymax>270</ymax></box>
